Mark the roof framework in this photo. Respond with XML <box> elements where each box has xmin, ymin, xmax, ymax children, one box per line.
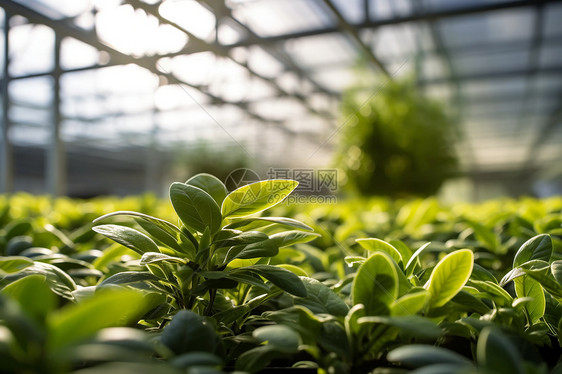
<box><xmin>1</xmin><ymin>0</ymin><xmax>562</xmax><ymax>196</ymax></box>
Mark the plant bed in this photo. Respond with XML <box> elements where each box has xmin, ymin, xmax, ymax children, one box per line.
<box><xmin>0</xmin><ymin>175</ymin><xmax>561</xmax><ymax>373</ymax></box>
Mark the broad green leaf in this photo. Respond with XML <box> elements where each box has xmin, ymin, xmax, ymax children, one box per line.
<box><xmin>49</xmin><ymin>289</ymin><xmax>158</xmax><ymax>350</ymax></box>
<box><xmin>92</xmin><ymin>224</ymin><xmax>158</xmax><ymax>255</ymax></box>
<box><xmin>0</xmin><ymin>256</ymin><xmax>34</xmax><ymax>274</ymax></box>
<box><xmin>387</xmin><ymin>345</ymin><xmax>472</xmax><ymax>368</ymax></box>
<box><xmin>224</xmin><ymin>239</ymin><xmax>278</xmax><ymax>263</ymax></box>
<box><xmin>93</xmin><ymin>211</ymin><xmax>196</xmax><ymax>256</ymax></box>
<box><xmin>466</xmin><ymin>220</ymin><xmax>498</xmax><ymax>250</ymax></box>
<box><xmin>161</xmin><ymin>310</ymin><xmax>217</xmax><ymax>355</ymax></box>
<box><xmin>213</xmin><ymin>231</ymin><xmax>268</xmax><ymax>248</ymax></box>
<box><xmin>235</xmin><ymin>345</ymin><xmax>279</xmax><ymax>373</ymax></box>
<box><xmin>269</xmin><ymin>231</ymin><xmax>321</xmax><ymax>248</ymax></box>
<box><xmin>356</xmin><ymin>238</ymin><xmax>402</xmax><ymax>264</ymax></box>
<box><xmin>221</xmin><ymin>179</ymin><xmax>298</xmax><ymax>218</ymax></box>
<box><xmin>390</xmin><ymin>289</ymin><xmax>430</xmax><ymax>316</ymax></box>
<box><xmin>424</xmin><ymin>249</ymin><xmax>474</xmax><ymax>309</ymax></box>
<box><xmin>477</xmin><ymin>327</ymin><xmax>524</xmax><ymax>374</ymax></box>
<box><xmin>0</xmin><ymin>262</ymin><xmax>77</xmax><ymax>300</ymax></box>
<box><xmin>514</xmin><ymin>275</ymin><xmax>545</xmax><ymax>324</ymax></box>
<box><xmin>98</xmin><ymin>271</ymin><xmax>161</xmax><ymax>288</ymax></box>
<box><xmin>352</xmin><ymin>252</ymin><xmax>398</xmax><ymax>315</ymax></box>
<box><xmin>139</xmin><ymin>252</ymin><xmax>187</xmax><ymax>265</ymax></box>
<box><xmin>468</xmin><ymin>279</ymin><xmax>513</xmax><ymax>306</ymax></box>
<box><xmin>291</xmin><ymin>277</ymin><xmax>349</xmax><ymax>316</ymax></box>
<box><xmin>169</xmin><ymin>183</ymin><xmax>221</xmax><ymax>234</ymax></box>
<box><xmin>513</xmin><ymin>234</ymin><xmax>552</xmax><ymax>268</ymax></box>
<box><xmin>186</xmin><ymin>173</ymin><xmax>228</xmax><ymax>206</ymax></box>
<box><xmin>202</xmin><ymin>269</ymin><xmax>269</xmax><ymax>292</ymax></box>
<box><xmin>358</xmin><ymin>315</ymin><xmax>442</xmax><ymax>339</ymax></box>
<box><xmin>1</xmin><ymin>274</ymin><xmax>55</xmax><ymax>322</ymax></box>
<box><xmin>278</xmin><ymin>264</ymin><xmax>308</xmax><ymax>277</ymax></box>
<box><xmin>224</xmin><ymin>217</ymin><xmax>313</xmax><ymax>231</ymax></box>
<box><xmin>247</xmin><ymin>265</ymin><xmax>307</xmax><ymax>297</ymax></box>
<box><xmin>253</xmin><ymin>325</ymin><xmax>300</xmax><ymax>353</ymax></box>
<box><xmin>522</xmin><ymin>268</ymin><xmax>562</xmax><ymax>301</ymax></box>
<box><xmin>451</xmin><ymin>290</ymin><xmax>492</xmax><ymax>314</ymax></box>
<box><xmin>344</xmin><ymin>256</ymin><xmax>366</xmax><ymax>267</ymax></box>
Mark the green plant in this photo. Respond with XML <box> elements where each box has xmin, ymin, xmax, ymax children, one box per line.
<box><xmin>91</xmin><ymin>174</ymin><xmax>318</xmax><ymax>320</ymax></box>
<box><xmin>335</xmin><ymin>77</ymin><xmax>458</xmax><ymax>196</ymax></box>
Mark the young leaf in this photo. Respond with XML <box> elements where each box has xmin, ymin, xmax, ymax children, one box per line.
<box><xmin>169</xmin><ymin>183</ymin><xmax>221</xmax><ymax>234</ymax></box>
<box><xmin>247</xmin><ymin>265</ymin><xmax>307</xmax><ymax>297</ymax></box>
<box><xmin>514</xmin><ymin>275</ymin><xmax>545</xmax><ymax>324</ymax></box>
<box><xmin>224</xmin><ymin>239</ymin><xmax>278</xmax><ymax>263</ymax></box>
<box><xmin>551</xmin><ymin>260</ymin><xmax>562</xmax><ymax>285</ymax></box>
<box><xmin>186</xmin><ymin>173</ymin><xmax>228</xmax><ymax>206</ymax></box>
<box><xmin>221</xmin><ymin>179</ymin><xmax>298</xmax><ymax>218</ymax></box>
<box><xmin>358</xmin><ymin>315</ymin><xmax>442</xmax><ymax>339</ymax></box>
<box><xmin>477</xmin><ymin>327</ymin><xmax>524</xmax><ymax>374</ymax></box>
<box><xmin>139</xmin><ymin>252</ymin><xmax>187</xmax><ymax>265</ymax></box>
<box><xmin>513</xmin><ymin>234</ymin><xmax>552</xmax><ymax>268</ymax></box>
<box><xmin>424</xmin><ymin>249</ymin><xmax>474</xmax><ymax>309</ymax></box>
<box><xmin>291</xmin><ymin>277</ymin><xmax>349</xmax><ymax>316</ymax></box>
<box><xmin>269</xmin><ymin>231</ymin><xmax>321</xmax><ymax>248</ymax></box>
<box><xmin>352</xmin><ymin>252</ymin><xmax>398</xmax><ymax>315</ymax></box>
<box><xmin>92</xmin><ymin>224</ymin><xmax>159</xmax><ymax>255</ymax></box>
<box><xmin>224</xmin><ymin>217</ymin><xmax>313</xmax><ymax>231</ymax></box>
<box><xmin>356</xmin><ymin>238</ymin><xmax>402</xmax><ymax>264</ymax></box>
<box><xmin>405</xmin><ymin>242</ymin><xmax>431</xmax><ymax>276</ymax></box>
<box><xmin>98</xmin><ymin>271</ymin><xmax>162</xmax><ymax>288</ymax></box>
<box><xmin>390</xmin><ymin>289</ymin><xmax>430</xmax><ymax>316</ymax></box>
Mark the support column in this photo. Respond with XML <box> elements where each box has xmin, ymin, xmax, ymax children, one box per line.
<box><xmin>47</xmin><ymin>32</ymin><xmax>65</xmax><ymax>196</ymax></box>
<box><xmin>1</xmin><ymin>11</ymin><xmax>13</xmax><ymax>193</ymax></box>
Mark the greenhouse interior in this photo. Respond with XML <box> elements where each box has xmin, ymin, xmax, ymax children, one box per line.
<box><xmin>2</xmin><ymin>1</ymin><xmax>562</xmax><ymax>374</ymax></box>
<box><xmin>1</xmin><ymin>0</ymin><xmax>561</xmax><ymax>199</ymax></box>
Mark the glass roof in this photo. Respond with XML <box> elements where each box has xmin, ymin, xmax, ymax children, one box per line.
<box><xmin>1</xmin><ymin>0</ymin><xmax>562</xmax><ymax>196</ymax></box>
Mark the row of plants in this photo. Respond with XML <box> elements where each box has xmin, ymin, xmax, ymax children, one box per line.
<box><xmin>1</xmin><ymin>174</ymin><xmax>562</xmax><ymax>373</ymax></box>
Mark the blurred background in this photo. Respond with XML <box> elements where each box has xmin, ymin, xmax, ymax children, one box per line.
<box><xmin>0</xmin><ymin>0</ymin><xmax>561</xmax><ymax>200</ymax></box>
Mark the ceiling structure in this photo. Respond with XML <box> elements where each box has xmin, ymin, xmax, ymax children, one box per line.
<box><xmin>1</xmin><ymin>0</ymin><xmax>562</xmax><ymax>196</ymax></box>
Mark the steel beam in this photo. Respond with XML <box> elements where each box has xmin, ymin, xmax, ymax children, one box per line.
<box><xmin>0</xmin><ymin>10</ymin><xmax>12</xmax><ymax>193</ymax></box>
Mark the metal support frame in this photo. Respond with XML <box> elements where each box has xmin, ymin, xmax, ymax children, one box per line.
<box><xmin>1</xmin><ymin>10</ymin><xmax>12</xmax><ymax>193</ymax></box>
<box><xmin>46</xmin><ymin>32</ymin><xmax>65</xmax><ymax>196</ymax></box>
<box><xmin>321</xmin><ymin>0</ymin><xmax>389</xmax><ymax>77</ymax></box>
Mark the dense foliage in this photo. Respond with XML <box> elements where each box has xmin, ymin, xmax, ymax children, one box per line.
<box><xmin>335</xmin><ymin>78</ymin><xmax>458</xmax><ymax>196</ymax></box>
<box><xmin>1</xmin><ymin>176</ymin><xmax>561</xmax><ymax>374</ymax></box>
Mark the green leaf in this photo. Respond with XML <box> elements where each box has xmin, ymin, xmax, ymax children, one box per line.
<box><xmin>170</xmin><ymin>352</ymin><xmax>223</xmax><ymax>369</ymax></box>
<box><xmin>356</xmin><ymin>238</ymin><xmax>402</xmax><ymax>264</ymax></box>
<box><xmin>93</xmin><ymin>211</ymin><xmax>196</xmax><ymax>256</ymax></box>
<box><xmin>521</xmin><ymin>267</ymin><xmax>562</xmax><ymax>300</ymax></box>
<box><xmin>352</xmin><ymin>251</ymin><xmax>398</xmax><ymax>315</ymax></box>
<box><xmin>405</xmin><ymin>242</ymin><xmax>431</xmax><ymax>276</ymax></box>
<box><xmin>221</xmin><ymin>179</ymin><xmax>299</xmax><ymax>218</ymax></box>
<box><xmin>513</xmin><ymin>234</ymin><xmax>552</xmax><ymax>268</ymax></box>
<box><xmin>161</xmin><ymin>310</ymin><xmax>217</xmax><ymax>355</ymax></box>
<box><xmin>358</xmin><ymin>315</ymin><xmax>442</xmax><ymax>339</ymax></box>
<box><xmin>0</xmin><ymin>256</ymin><xmax>34</xmax><ymax>274</ymax></box>
<box><xmin>92</xmin><ymin>224</ymin><xmax>158</xmax><ymax>255</ymax></box>
<box><xmin>169</xmin><ymin>182</ymin><xmax>221</xmax><ymax>234</ymax></box>
<box><xmin>213</xmin><ymin>231</ymin><xmax>268</xmax><ymax>248</ymax></box>
<box><xmin>98</xmin><ymin>271</ymin><xmax>162</xmax><ymax>288</ymax></box>
<box><xmin>1</xmin><ymin>274</ymin><xmax>55</xmax><ymax>322</ymax></box>
<box><xmin>269</xmin><ymin>231</ymin><xmax>321</xmax><ymax>248</ymax></box>
<box><xmin>224</xmin><ymin>217</ymin><xmax>313</xmax><ymax>231</ymax></box>
<box><xmin>387</xmin><ymin>345</ymin><xmax>472</xmax><ymax>368</ymax></box>
<box><xmin>48</xmin><ymin>289</ymin><xmax>157</xmax><ymax>350</ymax></box>
<box><xmin>477</xmin><ymin>327</ymin><xmax>524</xmax><ymax>374</ymax></box>
<box><xmin>291</xmin><ymin>277</ymin><xmax>349</xmax><ymax>316</ymax></box>
<box><xmin>186</xmin><ymin>173</ymin><xmax>228</xmax><ymax>207</ymax></box>
<box><xmin>0</xmin><ymin>262</ymin><xmax>77</xmax><ymax>300</ymax></box>
<box><xmin>424</xmin><ymin>249</ymin><xmax>474</xmax><ymax>309</ymax></box>
<box><xmin>467</xmin><ymin>280</ymin><xmax>513</xmax><ymax>306</ymax></box>
<box><xmin>390</xmin><ymin>289</ymin><xmax>430</xmax><ymax>316</ymax></box>
<box><xmin>247</xmin><ymin>265</ymin><xmax>307</xmax><ymax>297</ymax></box>
<box><xmin>253</xmin><ymin>325</ymin><xmax>300</xmax><ymax>353</ymax></box>
<box><xmin>551</xmin><ymin>260</ymin><xmax>562</xmax><ymax>285</ymax></box>
<box><xmin>139</xmin><ymin>252</ymin><xmax>187</xmax><ymax>265</ymax></box>
<box><xmin>514</xmin><ymin>276</ymin><xmax>545</xmax><ymax>324</ymax></box>
<box><xmin>224</xmin><ymin>239</ymin><xmax>278</xmax><ymax>264</ymax></box>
